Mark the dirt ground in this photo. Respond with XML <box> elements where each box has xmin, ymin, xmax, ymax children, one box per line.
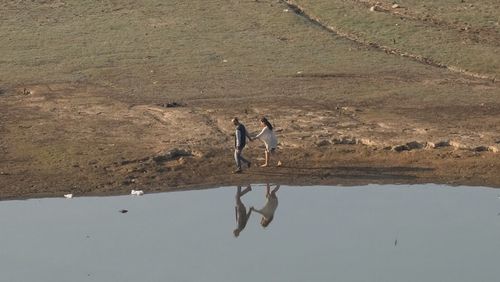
<box><xmin>1</xmin><ymin>78</ymin><xmax>500</xmax><ymax>200</ymax></box>
<box><xmin>1</xmin><ymin>1</ymin><xmax>500</xmax><ymax>199</ymax></box>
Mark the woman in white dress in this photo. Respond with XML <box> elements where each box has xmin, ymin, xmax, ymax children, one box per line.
<box><xmin>254</xmin><ymin>117</ymin><xmax>281</xmax><ymax>167</ymax></box>
<box><xmin>251</xmin><ymin>183</ymin><xmax>280</xmax><ymax>228</ymax></box>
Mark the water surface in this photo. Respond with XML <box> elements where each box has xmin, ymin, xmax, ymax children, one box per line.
<box><xmin>1</xmin><ymin>184</ymin><xmax>499</xmax><ymax>282</ymax></box>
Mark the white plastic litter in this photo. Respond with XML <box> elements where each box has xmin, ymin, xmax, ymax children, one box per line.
<box><xmin>64</xmin><ymin>194</ymin><xmax>73</xmax><ymax>199</ymax></box>
<box><xmin>131</xmin><ymin>190</ymin><xmax>144</xmax><ymax>196</ymax></box>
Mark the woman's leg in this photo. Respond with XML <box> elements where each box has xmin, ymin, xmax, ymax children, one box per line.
<box><xmin>261</xmin><ymin>150</ymin><xmax>269</xmax><ymax>167</ymax></box>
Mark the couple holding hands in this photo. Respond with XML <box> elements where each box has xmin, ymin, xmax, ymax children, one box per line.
<box><xmin>232</xmin><ymin>116</ymin><xmax>281</xmax><ymax>174</ymax></box>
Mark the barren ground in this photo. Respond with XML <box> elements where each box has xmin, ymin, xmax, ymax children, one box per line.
<box><xmin>0</xmin><ymin>1</ymin><xmax>499</xmax><ymax>199</ymax></box>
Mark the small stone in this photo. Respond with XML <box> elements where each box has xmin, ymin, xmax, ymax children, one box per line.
<box><xmin>358</xmin><ymin>138</ymin><xmax>377</xmax><ymax>146</ymax></box>
<box><xmin>406</xmin><ymin>141</ymin><xmax>424</xmax><ymax>150</ymax></box>
<box><xmin>474</xmin><ymin>146</ymin><xmax>488</xmax><ymax>152</ymax></box>
<box><xmin>332</xmin><ymin>136</ymin><xmax>357</xmax><ymax>145</ymax></box>
<box><xmin>370</xmin><ymin>5</ymin><xmax>384</xmax><ymax>12</ymax></box>
<box><xmin>449</xmin><ymin>141</ymin><xmax>464</xmax><ymax>149</ymax></box>
<box><xmin>435</xmin><ymin>140</ymin><xmax>451</xmax><ymax>148</ymax></box>
<box><xmin>153</xmin><ymin>148</ymin><xmax>192</xmax><ymax>163</ymax></box>
<box><xmin>22</xmin><ymin>88</ymin><xmax>32</xmax><ymax>95</ymax></box>
<box><xmin>435</xmin><ymin>140</ymin><xmax>464</xmax><ymax>149</ymax></box>
<box><xmin>392</xmin><ymin>4</ymin><xmax>400</xmax><ymax>9</ymax></box>
<box><xmin>392</xmin><ymin>145</ymin><xmax>409</xmax><ymax>152</ymax></box>
<box><xmin>119</xmin><ymin>209</ymin><xmax>128</xmax><ymax>213</ymax></box>
<box><xmin>424</xmin><ymin>142</ymin><xmax>435</xmax><ymax>149</ymax></box>
<box><xmin>477</xmin><ymin>146</ymin><xmax>500</xmax><ymax>153</ymax></box>
<box><xmin>316</xmin><ymin>140</ymin><xmax>331</xmax><ymax>147</ymax></box>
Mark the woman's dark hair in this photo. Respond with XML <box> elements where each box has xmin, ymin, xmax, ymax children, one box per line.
<box><xmin>260</xmin><ymin>117</ymin><xmax>273</xmax><ymax>130</ymax></box>
<box><xmin>261</xmin><ymin>216</ymin><xmax>274</xmax><ymax>228</ymax></box>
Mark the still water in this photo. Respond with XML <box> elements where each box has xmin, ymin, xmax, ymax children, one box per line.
<box><xmin>1</xmin><ymin>184</ymin><xmax>500</xmax><ymax>282</ymax></box>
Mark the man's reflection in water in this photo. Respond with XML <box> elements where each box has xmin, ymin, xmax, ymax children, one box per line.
<box><xmin>233</xmin><ymin>185</ymin><xmax>253</xmax><ymax>237</ymax></box>
<box><xmin>251</xmin><ymin>183</ymin><xmax>279</xmax><ymax>228</ymax></box>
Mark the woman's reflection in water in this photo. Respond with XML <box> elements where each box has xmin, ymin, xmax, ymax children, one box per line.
<box><xmin>251</xmin><ymin>183</ymin><xmax>279</xmax><ymax>228</ymax></box>
<box><xmin>233</xmin><ymin>185</ymin><xmax>252</xmax><ymax>237</ymax></box>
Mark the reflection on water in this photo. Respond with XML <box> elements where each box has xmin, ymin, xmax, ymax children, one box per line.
<box><xmin>233</xmin><ymin>185</ymin><xmax>252</xmax><ymax>237</ymax></box>
<box><xmin>1</xmin><ymin>184</ymin><xmax>500</xmax><ymax>282</ymax></box>
<box><xmin>234</xmin><ymin>183</ymin><xmax>280</xmax><ymax>237</ymax></box>
<box><xmin>251</xmin><ymin>183</ymin><xmax>280</xmax><ymax>230</ymax></box>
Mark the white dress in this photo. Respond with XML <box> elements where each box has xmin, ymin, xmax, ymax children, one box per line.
<box><xmin>254</xmin><ymin>195</ymin><xmax>278</xmax><ymax>219</ymax></box>
<box><xmin>256</xmin><ymin>127</ymin><xmax>278</xmax><ymax>151</ymax></box>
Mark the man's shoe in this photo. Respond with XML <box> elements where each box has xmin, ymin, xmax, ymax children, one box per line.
<box><xmin>232</xmin><ymin>169</ymin><xmax>242</xmax><ymax>174</ymax></box>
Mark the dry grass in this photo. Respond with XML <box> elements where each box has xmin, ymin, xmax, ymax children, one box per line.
<box><xmin>1</xmin><ymin>0</ymin><xmax>497</xmax><ymax>107</ymax></box>
<box><xmin>288</xmin><ymin>0</ymin><xmax>500</xmax><ymax>78</ymax></box>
